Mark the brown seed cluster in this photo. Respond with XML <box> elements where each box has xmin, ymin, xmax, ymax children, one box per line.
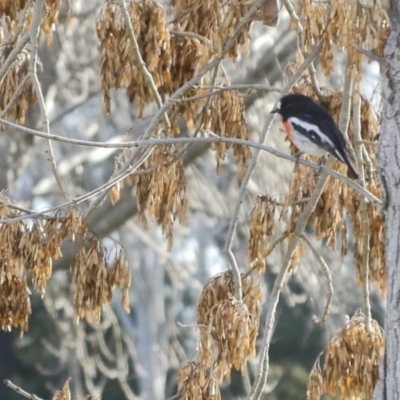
<box><xmin>74</xmin><ymin>236</ymin><xmax>131</xmax><ymax>324</ymax></box>
<box><xmin>0</xmin><ymin>204</ymin><xmax>80</xmax><ymax>331</ymax></box>
<box><xmin>248</xmin><ymin>194</ymin><xmax>276</xmax><ymax>273</ymax></box>
<box><xmin>307</xmin><ymin>310</ymin><xmax>384</xmax><ymax>399</ymax></box>
<box><xmin>298</xmin><ymin>0</ymin><xmax>389</xmax><ymax>79</ymax></box>
<box><xmin>0</xmin><ymin>0</ymin><xmax>30</xmax><ymax>21</ymax></box>
<box><xmin>284</xmin><ymin>84</ymin><xmax>385</xmax><ymax>293</ymax></box>
<box><xmin>171</xmin><ymin>0</ymin><xmax>251</xmax><ymax>59</ymax></box>
<box><xmin>177</xmin><ymin>361</ymin><xmax>221</xmax><ymax>400</ymax></box>
<box><xmin>0</xmin><ymin>276</ymin><xmax>31</xmax><ymax>332</ymax></box>
<box><xmin>178</xmin><ymin>272</ymin><xmax>261</xmax><ymax>398</ymax></box>
<box><xmin>209</xmin><ymin>88</ymin><xmax>251</xmax><ymax>179</ymax></box>
<box><xmin>133</xmin><ymin>144</ymin><xmax>187</xmax><ymax>250</ymax></box>
<box><xmin>0</xmin><ymin>43</ymin><xmax>36</xmax><ymax>124</ymax></box>
<box><xmin>196</xmin><ymin>271</ymin><xmax>261</xmax><ymax>380</ymax></box>
<box><xmin>0</xmin><ymin>199</ymin><xmax>131</xmax><ymax>330</ymax></box>
<box><xmin>0</xmin><ymin>0</ymin><xmax>63</xmax><ymax>43</ymax></box>
<box><xmin>96</xmin><ymin>0</ymin><xmax>172</xmax><ymax>115</ymax></box>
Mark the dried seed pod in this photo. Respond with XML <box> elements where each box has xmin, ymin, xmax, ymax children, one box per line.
<box><xmin>133</xmin><ymin>144</ymin><xmax>188</xmax><ymax>250</ymax></box>
<box><xmin>197</xmin><ymin>271</ymin><xmax>261</xmax><ymax>379</ymax></box>
<box><xmin>307</xmin><ymin>310</ymin><xmax>384</xmax><ymax>399</ymax></box>
<box><xmin>0</xmin><ymin>43</ymin><xmax>36</xmax><ymax>124</ymax></box>
<box><xmin>171</xmin><ymin>0</ymin><xmax>252</xmax><ymax>59</ymax></box>
<box><xmin>177</xmin><ymin>361</ymin><xmax>221</xmax><ymax>400</ymax></box>
<box><xmin>96</xmin><ymin>0</ymin><xmax>171</xmax><ymax>115</ymax></box>
<box><xmin>0</xmin><ymin>276</ymin><xmax>31</xmax><ymax>331</ymax></box>
<box><xmin>248</xmin><ymin>194</ymin><xmax>276</xmax><ymax>273</ymax></box>
<box><xmin>298</xmin><ymin>0</ymin><xmax>389</xmax><ymax>80</ymax></box>
<box><xmin>73</xmin><ymin>236</ymin><xmax>131</xmax><ymax>323</ymax></box>
<box><xmin>209</xmin><ymin>88</ymin><xmax>251</xmax><ymax>178</ymax></box>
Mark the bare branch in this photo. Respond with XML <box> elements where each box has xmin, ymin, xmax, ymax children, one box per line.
<box><xmin>353</xmin><ymin>90</ymin><xmax>372</xmax><ymax>333</ymax></box>
<box><xmin>28</xmin><ymin>0</ymin><xmax>68</xmax><ymax>201</ymax></box>
<box><xmin>3</xmin><ymin>380</ymin><xmax>43</xmax><ymax>400</ymax></box>
<box><xmin>170</xmin><ymin>30</ymin><xmax>211</xmax><ymax>45</ymax></box>
<box><xmin>302</xmin><ymin>233</ymin><xmax>334</xmax><ymax>325</ymax></box>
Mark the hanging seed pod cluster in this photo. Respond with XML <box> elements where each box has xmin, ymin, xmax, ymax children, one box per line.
<box><xmin>177</xmin><ymin>272</ymin><xmax>261</xmax><ymax>398</ymax></box>
<box><xmin>0</xmin><ymin>44</ymin><xmax>35</xmax><ymax>125</ymax></box>
<box><xmin>298</xmin><ymin>0</ymin><xmax>389</xmax><ymax>79</ymax></box>
<box><xmin>0</xmin><ymin>199</ymin><xmax>131</xmax><ymax>330</ymax></box>
<box><xmin>133</xmin><ymin>143</ymin><xmax>188</xmax><ymax>250</ymax></box>
<box><xmin>307</xmin><ymin>310</ymin><xmax>384</xmax><ymax>399</ymax></box>
<box><xmin>74</xmin><ymin>236</ymin><xmax>131</xmax><ymax>324</ymax></box>
<box><xmin>248</xmin><ymin>194</ymin><xmax>276</xmax><ymax>273</ymax></box>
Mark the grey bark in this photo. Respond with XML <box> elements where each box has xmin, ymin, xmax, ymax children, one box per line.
<box><xmin>374</xmin><ymin>1</ymin><xmax>400</xmax><ymax>398</ymax></box>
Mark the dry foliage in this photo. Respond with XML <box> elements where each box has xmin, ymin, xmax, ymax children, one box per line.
<box><xmin>0</xmin><ymin>43</ymin><xmax>35</xmax><ymax>124</ymax></box>
<box><xmin>307</xmin><ymin>310</ymin><xmax>384</xmax><ymax>399</ymax></box>
<box><xmin>131</xmin><ymin>143</ymin><xmax>188</xmax><ymax>249</ymax></box>
<box><xmin>248</xmin><ymin>194</ymin><xmax>276</xmax><ymax>273</ymax></box>
<box><xmin>0</xmin><ymin>197</ymin><xmax>131</xmax><ymax>330</ymax></box>
<box><xmin>74</xmin><ymin>235</ymin><xmax>131</xmax><ymax>324</ymax></box>
<box><xmin>298</xmin><ymin>0</ymin><xmax>389</xmax><ymax>79</ymax></box>
<box><xmin>196</xmin><ymin>271</ymin><xmax>262</xmax><ymax>380</ymax></box>
<box><xmin>96</xmin><ymin>0</ymin><xmax>172</xmax><ymax>115</ymax></box>
<box><xmin>177</xmin><ymin>361</ymin><xmax>221</xmax><ymax>400</ymax></box>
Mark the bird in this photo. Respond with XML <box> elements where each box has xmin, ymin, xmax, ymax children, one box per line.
<box><xmin>271</xmin><ymin>93</ymin><xmax>359</xmax><ymax>179</ymax></box>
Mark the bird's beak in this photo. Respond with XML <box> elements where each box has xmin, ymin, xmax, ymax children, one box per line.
<box><xmin>271</xmin><ymin>106</ymin><xmax>278</xmax><ymax>114</ymax></box>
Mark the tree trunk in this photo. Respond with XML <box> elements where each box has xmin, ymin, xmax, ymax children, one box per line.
<box><xmin>374</xmin><ymin>1</ymin><xmax>400</xmax><ymax>398</ymax></box>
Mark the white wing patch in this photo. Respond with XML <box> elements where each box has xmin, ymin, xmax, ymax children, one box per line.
<box><xmin>290</xmin><ymin>117</ymin><xmax>336</xmax><ymax>149</ymax></box>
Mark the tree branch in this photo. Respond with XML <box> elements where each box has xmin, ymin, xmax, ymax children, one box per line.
<box><xmin>302</xmin><ymin>233</ymin><xmax>333</xmax><ymax>325</ymax></box>
<box><xmin>353</xmin><ymin>90</ymin><xmax>372</xmax><ymax>333</ymax></box>
<box><xmin>3</xmin><ymin>380</ymin><xmax>43</xmax><ymax>400</ymax></box>
<box><xmin>28</xmin><ymin>0</ymin><xmax>68</xmax><ymax>201</ymax></box>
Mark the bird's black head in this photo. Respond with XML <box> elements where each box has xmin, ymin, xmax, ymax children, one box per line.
<box><xmin>271</xmin><ymin>94</ymin><xmax>318</xmax><ymax>120</ymax></box>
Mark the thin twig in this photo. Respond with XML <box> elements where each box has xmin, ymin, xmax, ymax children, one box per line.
<box><xmin>170</xmin><ymin>30</ymin><xmax>211</xmax><ymax>46</ymax></box>
<box><xmin>28</xmin><ymin>0</ymin><xmax>68</xmax><ymax>202</ymax></box>
<box><xmin>169</xmin><ymin>83</ymin><xmax>280</xmax><ymax>103</ymax></box>
<box><xmin>84</xmin><ymin>145</ymin><xmax>155</xmax><ymax>217</ymax></box>
<box><xmin>353</xmin><ymin>90</ymin><xmax>372</xmax><ymax>333</ymax></box>
<box><xmin>247</xmin><ymin>59</ymin><xmax>356</xmax><ymax>400</ymax></box>
<box><xmin>118</xmin><ymin>0</ymin><xmax>170</xmax><ymax>129</ymax></box>
<box><xmin>3</xmin><ymin>380</ymin><xmax>44</xmax><ymax>400</ymax></box>
<box><xmin>352</xmin><ymin>44</ymin><xmax>389</xmax><ymax>67</ymax></box>
<box><xmin>0</xmin><ymin>120</ymin><xmax>382</xmax><ymax>210</ymax></box>
<box><xmin>302</xmin><ymin>233</ymin><xmax>333</xmax><ymax>325</ymax></box>
<box><xmin>242</xmin><ymin>232</ymin><xmax>289</xmax><ymax>279</ymax></box>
